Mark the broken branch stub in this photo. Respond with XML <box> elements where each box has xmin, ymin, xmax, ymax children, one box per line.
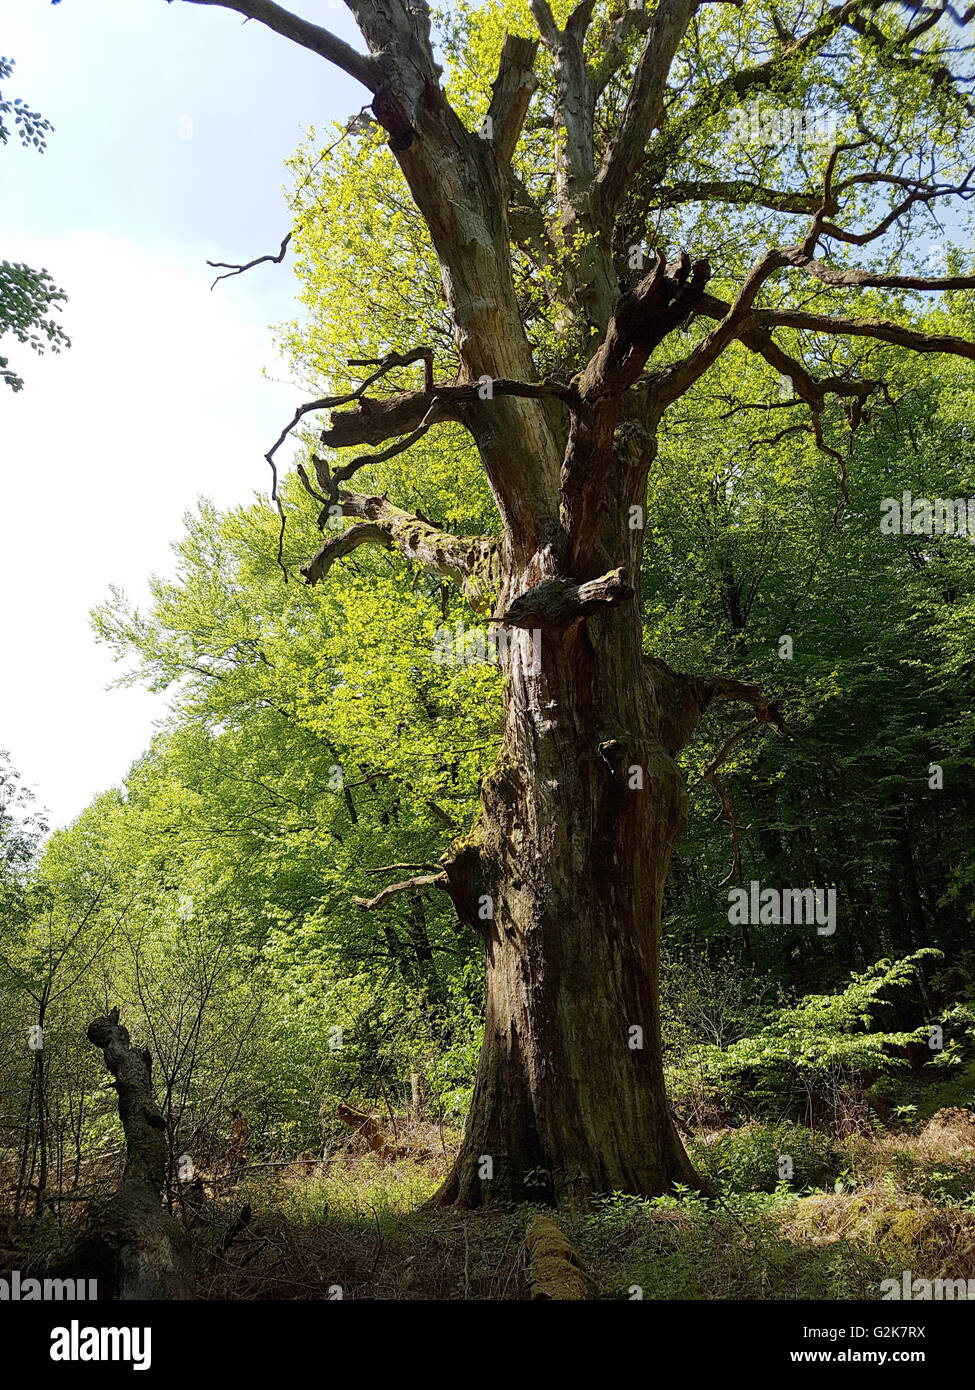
<box><xmin>500</xmin><ymin>567</ymin><xmax>633</xmax><ymax>629</ymax></box>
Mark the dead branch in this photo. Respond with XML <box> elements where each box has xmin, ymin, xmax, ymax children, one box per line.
<box><xmin>208</xmin><ymin>231</ymin><xmax>292</xmax><ymax>289</ymax></box>
<box><xmin>300</xmin><ymin>493</ymin><xmax>499</xmax><ymax>612</ymax></box>
<box><xmin>704</xmin><ymin>676</ymin><xmax>786</xmax><ymax>734</ymax></box>
<box><xmin>181</xmin><ymin>0</ymin><xmax>379</xmax><ymax>90</ymax></box>
<box><xmin>351</xmin><ymin>872</ymin><xmax>449</xmax><ymax>911</ymax></box>
<box><xmin>499</xmin><ymin>567</ymin><xmax>633</xmax><ymax>629</ymax></box>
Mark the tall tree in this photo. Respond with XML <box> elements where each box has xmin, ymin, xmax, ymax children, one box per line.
<box><xmin>164</xmin><ymin>0</ymin><xmax>974</xmax><ymax>1206</ymax></box>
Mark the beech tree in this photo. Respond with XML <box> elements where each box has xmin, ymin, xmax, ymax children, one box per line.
<box><xmin>165</xmin><ymin>0</ymin><xmax>974</xmax><ymax>1207</ymax></box>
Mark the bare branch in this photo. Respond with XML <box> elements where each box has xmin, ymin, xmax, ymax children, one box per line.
<box><xmin>499</xmin><ymin>567</ymin><xmax>633</xmax><ymax>629</ymax></box>
<box><xmin>703</xmin><ymin>676</ymin><xmax>786</xmax><ymax>733</ymax></box>
<box><xmin>352</xmin><ymin>872</ymin><xmax>449</xmax><ymax>911</ymax></box>
<box><xmin>751</xmin><ymin>308</ymin><xmax>975</xmax><ymax>360</ymax></box>
<box><xmin>780</xmin><ymin>252</ymin><xmax>975</xmax><ymax>293</ymax></box>
<box><xmin>261</xmin><ymin>352</ymin><xmax>438</xmax><ymax>518</ymax></box>
<box><xmin>650</xmin><ymin>180</ymin><xmax>820</xmax><ymax>215</ymax></box>
<box><xmin>487</xmin><ymin>34</ymin><xmax>539</xmax><ymax>166</ymax></box>
<box><xmin>643</xmin><ymin>658</ymin><xmax>785</xmax><ymax>761</ymax></box>
<box><xmin>691</xmin><ymin>676</ymin><xmax>788</xmax><ymax>881</ymax></box>
<box><xmin>326</xmin><ymin>400</ymin><xmax>445</xmax><ymax>497</ymax></box>
<box><xmin>321</xmin><ymin>375</ymin><xmax>572</xmax><ymax>452</ymax></box>
<box><xmin>319</xmin><ymin>349</ymin><xmax>435</xmax><ymax>412</ymax></box>
<box><xmin>733</xmin><ymin>321</ymin><xmax>873</xmax><ymax>519</ymax></box>
<box><xmin>207</xmin><ymin>231</ymin><xmax>292</xmax><ymax>290</ymax></box>
<box><xmin>300</xmin><ymin>492</ymin><xmax>499</xmax><ymax>612</ymax></box>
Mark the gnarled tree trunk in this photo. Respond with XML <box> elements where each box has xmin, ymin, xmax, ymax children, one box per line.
<box><xmin>76</xmin><ymin>1009</ymin><xmax>192</xmax><ymax>1300</ymax></box>
<box><xmin>291</xmin><ymin>6</ymin><xmax>766</xmax><ymax>1210</ymax></box>
<box><xmin>435</xmin><ymin>470</ymin><xmax>712</xmax><ymax>1206</ymax></box>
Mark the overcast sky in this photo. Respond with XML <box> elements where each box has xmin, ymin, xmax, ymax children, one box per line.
<box><xmin>1</xmin><ymin>0</ymin><xmax>364</xmax><ymax>827</ymax></box>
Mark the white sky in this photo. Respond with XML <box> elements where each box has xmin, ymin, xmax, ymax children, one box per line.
<box><xmin>0</xmin><ymin>0</ymin><xmax>364</xmax><ymax>827</ymax></box>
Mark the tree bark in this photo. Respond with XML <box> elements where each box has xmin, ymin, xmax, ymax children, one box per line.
<box><xmin>435</xmin><ymin>542</ymin><xmax>708</xmax><ymax>1207</ymax></box>
<box><xmin>76</xmin><ymin>1009</ymin><xmax>192</xmax><ymax>1300</ymax></box>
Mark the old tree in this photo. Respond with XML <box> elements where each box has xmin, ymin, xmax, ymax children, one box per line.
<box><xmin>174</xmin><ymin>0</ymin><xmax>974</xmax><ymax>1207</ymax></box>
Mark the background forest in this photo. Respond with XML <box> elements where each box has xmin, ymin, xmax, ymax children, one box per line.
<box><xmin>2</xmin><ymin>0</ymin><xmax>975</xmax><ymax>1300</ymax></box>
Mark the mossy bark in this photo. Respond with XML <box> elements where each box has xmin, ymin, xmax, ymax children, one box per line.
<box><xmin>524</xmin><ymin>1214</ymin><xmax>591</xmax><ymax>1299</ymax></box>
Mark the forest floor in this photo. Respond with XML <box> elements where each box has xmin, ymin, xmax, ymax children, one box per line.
<box><xmin>191</xmin><ymin>1108</ymin><xmax>975</xmax><ymax>1299</ymax></box>
<box><xmin>5</xmin><ymin>1109</ymin><xmax>975</xmax><ymax>1300</ymax></box>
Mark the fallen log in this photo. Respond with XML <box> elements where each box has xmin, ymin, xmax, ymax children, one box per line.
<box><xmin>524</xmin><ymin>1214</ymin><xmax>591</xmax><ymax>1300</ymax></box>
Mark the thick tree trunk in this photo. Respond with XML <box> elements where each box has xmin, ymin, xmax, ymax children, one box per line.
<box><xmin>437</xmin><ymin>539</ymin><xmax>705</xmax><ymax>1207</ymax></box>
<box><xmin>312</xmin><ymin>254</ymin><xmax>730</xmax><ymax>1211</ymax></box>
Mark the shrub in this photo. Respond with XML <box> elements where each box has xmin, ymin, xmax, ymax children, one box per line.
<box><xmin>681</xmin><ymin>951</ymin><xmax>939</xmax><ymax>1126</ymax></box>
<box><xmin>691</xmin><ymin>1121</ymin><xmax>840</xmax><ymax>1193</ymax></box>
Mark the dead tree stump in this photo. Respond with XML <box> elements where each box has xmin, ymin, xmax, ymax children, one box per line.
<box><xmin>76</xmin><ymin>1008</ymin><xmax>192</xmax><ymax>1300</ymax></box>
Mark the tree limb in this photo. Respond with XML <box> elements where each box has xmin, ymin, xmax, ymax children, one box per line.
<box><xmin>593</xmin><ymin>0</ymin><xmax>697</xmax><ymax>230</ymax></box>
<box><xmin>487</xmin><ymin>34</ymin><xmax>539</xmax><ymax>167</ymax></box>
<box><xmin>499</xmin><ymin>566</ymin><xmax>633</xmax><ymax>629</ymax></box>
<box><xmin>752</xmin><ymin>308</ymin><xmax>975</xmax><ymax>360</ymax></box>
<box><xmin>300</xmin><ymin>492</ymin><xmax>500</xmax><ymax>612</ymax></box>
<box><xmin>778</xmin><ymin>252</ymin><xmax>975</xmax><ymax>293</ymax></box>
<box><xmin>177</xmin><ymin>0</ymin><xmax>379</xmax><ymax>90</ymax></box>
<box><xmin>207</xmin><ymin>231</ymin><xmax>292</xmax><ymax>290</ymax></box>
<box><xmin>352</xmin><ymin>872</ymin><xmax>449</xmax><ymax>910</ymax></box>
<box><xmin>320</xmin><ymin>376</ymin><xmax>573</xmax><ymax>453</ymax></box>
